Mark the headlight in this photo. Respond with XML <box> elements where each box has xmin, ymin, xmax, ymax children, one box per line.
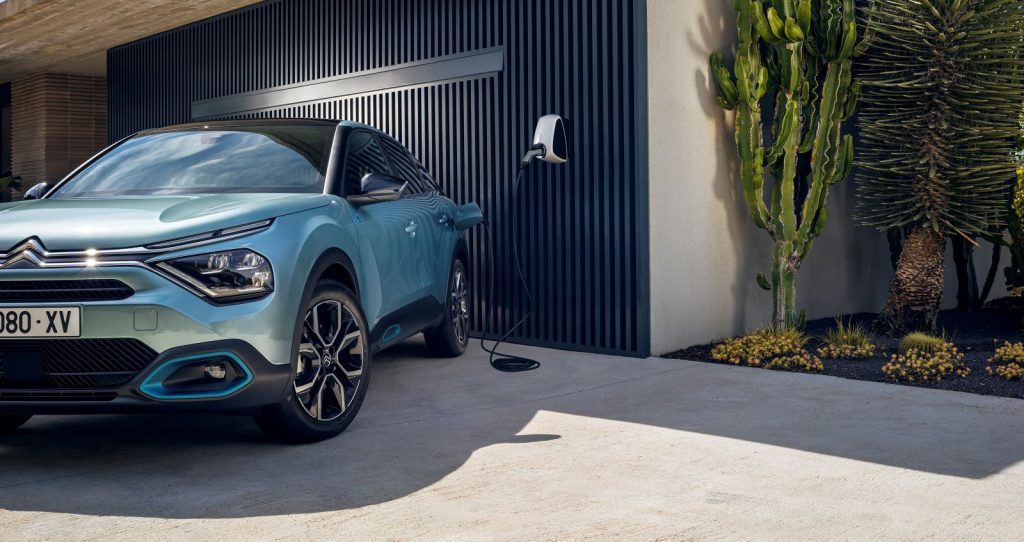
<box><xmin>156</xmin><ymin>249</ymin><xmax>273</xmax><ymax>301</ymax></box>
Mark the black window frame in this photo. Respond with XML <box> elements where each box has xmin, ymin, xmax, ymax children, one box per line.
<box><xmin>339</xmin><ymin>129</ymin><xmax>393</xmax><ymax>198</ymax></box>
<box><xmin>378</xmin><ymin>135</ymin><xmax>439</xmax><ymax>196</ymax></box>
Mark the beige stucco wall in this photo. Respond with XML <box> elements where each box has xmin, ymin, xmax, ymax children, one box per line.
<box><xmin>645</xmin><ymin>0</ymin><xmax>1007</xmax><ymax>355</ymax></box>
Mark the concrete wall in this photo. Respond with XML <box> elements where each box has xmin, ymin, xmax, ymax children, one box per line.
<box><xmin>645</xmin><ymin>0</ymin><xmax>1008</xmax><ymax>355</ymax></box>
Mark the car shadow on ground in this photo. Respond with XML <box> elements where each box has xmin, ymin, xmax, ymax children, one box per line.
<box><xmin>0</xmin><ymin>341</ymin><xmax>552</xmax><ymax>519</ymax></box>
<box><xmin>2</xmin><ymin>340</ymin><xmax>1024</xmax><ymax>520</ymax></box>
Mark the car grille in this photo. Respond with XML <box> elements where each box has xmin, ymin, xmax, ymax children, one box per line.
<box><xmin>0</xmin><ymin>339</ymin><xmax>157</xmax><ymax>398</ymax></box>
<box><xmin>0</xmin><ymin>390</ymin><xmax>118</xmax><ymax>402</ymax></box>
<box><xmin>0</xmin><ymin>279</ymin><xmax>134</xmax><ymax>302</ymax></box>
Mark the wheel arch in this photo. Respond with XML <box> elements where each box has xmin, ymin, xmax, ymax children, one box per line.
<box><xmin>309</xmin><ymin>248</ymin><xmax>359</xmax><ymax>298</ymax></box>
<box><xmin>287</xmin><ymin>248</ymin><xmax>361</xmax><ymax>378</ymax></box>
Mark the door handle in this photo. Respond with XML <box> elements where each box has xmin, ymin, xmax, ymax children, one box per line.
<box><xmin>405</xmin><ymin>221</ymin><xmax>418</xmax><ymax>237</ymax></box>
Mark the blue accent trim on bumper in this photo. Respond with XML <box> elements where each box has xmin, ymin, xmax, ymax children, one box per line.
<box><xmin>382</xmin><ymin>324</ymin><xmax>401</xmax><ymax>343</ymax></box>
<box><xmin>139</xmin><ymin>351</ymin><xmax>254</xmax><ymax>400</ymax></box>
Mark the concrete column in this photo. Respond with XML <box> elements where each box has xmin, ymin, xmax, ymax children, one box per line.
<box><xmin>11</xmin><ymin>72</ymin><xmax>106</xmax><ymax>198</ymax></box>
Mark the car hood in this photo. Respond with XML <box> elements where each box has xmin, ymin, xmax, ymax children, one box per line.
<box><xmin>0</xmin><ymin>193</ymin><xmax>331</xmax><ymax>251</ymax></box>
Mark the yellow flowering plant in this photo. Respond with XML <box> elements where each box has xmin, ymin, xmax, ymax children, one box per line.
<box><xmin>712</xmin><ymin>328</ymin><xmax>824</xmax><ymax>373</ymax></box>
<box><xmin>882</xmin><ymin>339</ymin><xmax>969</xmax><ymax>384</ymax></box>
<box><xmin>986</xmin><ymin>342</ymin><xmax>1024</xmax><ymax>381</ymax></box>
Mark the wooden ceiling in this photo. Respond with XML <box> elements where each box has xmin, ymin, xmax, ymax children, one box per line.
<box><xmin>0</xmin><ymin>0</ymin><xmax>260</xmax><ymax>82</ymax></box>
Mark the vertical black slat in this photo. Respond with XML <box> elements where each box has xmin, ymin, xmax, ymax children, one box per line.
<box><xmin>633</xmin><ymin>0</ymin><xmax>650</xmax><ymax>354</ymax></box>
<box><xmin>106</xmin><ymin>0</ymin><xmax>646</xmax><ymax>356</ymax></box>
<box><xmin>567</xmin><ymin>0</ymin><xmax>580</xmax><ymax>346</ymax></box>
<box><xmin>606</xmin><ymin>0</ymin><xmax>621</xmax><ymax>349</ymax></box>
<box><xmin>476</xmin><ymin>77</ymin><xmax>488</xmax><ymax>334</ymax></box>
<box><xmin>469</xmin><ymin>77</ymin><xmax>482</xmax><ymax>332</ymax></box>
<box><xmin>579</xmin><ymin>0</ymin><xmax>594</xmax><ymax>348</ymax></box>
<box><xmin>513</xmin><ymin>0</ymin><xmax>525</xmax><ymax>340</ymax></box>
<box><xmin>548</xmin><ymin>0</ymin><xmax>561</xmax><ymax>343</ymax></box>
<box><xmin>524</xmin><ymin>0</ymin><xmax>538</xmax><ymax>340</ymax></box>
<box><xmin>553</xmin><ymin>0</ymin><xmax>566</xmax><ymax>344</ymax></box>
<box><xmin>618</xmin><ymin>0</ymin><xmax>634</xmax><ymax>350</ymax></box>
<box><xmin>364</xmin><ymin>0</ymin><xmax>372</xmax><ymax>71</ymax></box>
<box><xmin>598</xmin><ymin>0</ymin><xmax>611</xmax><ymax>349</ymax></box>
<box><xmin>502</xmin><ymin>0</ymin><xmax>514</xmax><ymax>337</ymax></box>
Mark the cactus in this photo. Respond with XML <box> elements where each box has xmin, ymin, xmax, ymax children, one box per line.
<box><xmin>709</xmin><ymin>0</ymin><xmax>870</xmax><ymax>329</ymax></box>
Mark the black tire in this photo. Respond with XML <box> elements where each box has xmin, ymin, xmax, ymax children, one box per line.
<box><xmin>424</xmin><ymin>257</ymin><xmax>470</xmax><ymax>357</ymax></box>
<box><xmin>255</xmin><ymin>281</ymin><xmax>371</xmax><ymax>443</ymax></box>
<box><xmin>0</xmin><ymin>414</ymin><xmax>31</xmax><ymax>435</ymax></box>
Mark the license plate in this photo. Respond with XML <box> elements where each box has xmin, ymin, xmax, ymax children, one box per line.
<box><xmin>0</xmin><ymin>307</ymin><xmax>80</xmax><ymax>337</ymax></box>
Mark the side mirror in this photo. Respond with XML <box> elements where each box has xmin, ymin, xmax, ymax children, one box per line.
<box><xmin>532</xmin><ymin>114</ymin><xmax>569</xmax><ymax>164</ymax></box>
<box><xmin>453</xmin><ymin>202</ymin><xmax>484</xmax><ymax>231</ymax></box>
<box><xmin>346</xmin><ymin>173</ymin><xmax>406</xmax><ymax>206</ymax></box>
<box><xmin>24</xmin><ymin>182</ymin><xmax>49</xmax><ymax>200</ymax></box>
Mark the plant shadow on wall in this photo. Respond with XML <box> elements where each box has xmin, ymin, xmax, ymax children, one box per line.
<box><xmin>688</xmin><ymin>0</ymin><xmax>763</xmax><ymax>333</ymax></box>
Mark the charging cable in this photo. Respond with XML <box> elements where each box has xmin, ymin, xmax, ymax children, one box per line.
<box><xmin>480</xmin><ymin>154</ymin><xmax>543</xmax><ymax>372</ymax></box>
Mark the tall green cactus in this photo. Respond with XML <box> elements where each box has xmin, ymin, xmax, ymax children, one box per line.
<box><xmin>709</xmin><ymin>0</ymin><xmax>870</xmax><ymax>328</ymax></box>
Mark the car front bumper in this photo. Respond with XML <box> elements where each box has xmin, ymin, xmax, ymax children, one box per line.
<box><xmin>0</xmin><ymin>265</ymin><xmax>297</xmax><ymax>415</ymax></box>
<box><xmin>0</xmin><ymin>339</ymin><xmax>292</xmax><ymax>415</ymax></box>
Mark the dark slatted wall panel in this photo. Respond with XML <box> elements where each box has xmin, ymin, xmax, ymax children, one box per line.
<box><xmin>107</xmin><ymin>0</ymin><xmax>648</xmax><ymax>356</ymax></box>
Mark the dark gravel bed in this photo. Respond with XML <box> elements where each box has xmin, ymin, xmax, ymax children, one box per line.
<box><xmin>663</xmin><ymin>298</ymin><xmax>1024</xmax><ymax>399</ymax></box>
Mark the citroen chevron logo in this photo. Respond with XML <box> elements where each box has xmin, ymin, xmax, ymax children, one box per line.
<box><xmin>1</xmin><ymin>238</ymin><xmax>47</xmax><ymax>269</ymax></box>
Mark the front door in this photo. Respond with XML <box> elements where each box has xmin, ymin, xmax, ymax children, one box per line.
<box><xmin>342</xmin><ymin>130</ymin><xmax>423</xmax><ymax>329</ymax></box>
<box><xmin>377</xmin><ymin>135</ymin><xmax>453</xmax><ymax>299</ymax></box>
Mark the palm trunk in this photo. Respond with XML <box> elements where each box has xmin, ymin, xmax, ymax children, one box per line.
<box><xmin>878</xmin><ymin>226</ymin><xmax>946</xmax><ymax>334</ymax></box>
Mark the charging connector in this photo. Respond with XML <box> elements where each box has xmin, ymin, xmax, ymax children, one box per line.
<box><xmin>480</xmin><ymin>163</ymin><xmax>541</xmax><ymax>372</ymax></box>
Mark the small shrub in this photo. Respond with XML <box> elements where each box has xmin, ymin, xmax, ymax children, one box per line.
<box><xmin>987</xmin><ymin>342</ymin><xmax>1024</xmax><ymax>380</ymax></box>
<box><xmin>898</xmin><ymin>332</ymin><xmax>948</xmax><ymax>355</ymax></box>
<box><xmin>816</xmin><ymin>318</ymin><xmax>877</xmax><ymax>359</ymax></box>
<box><xmin>711</xmin><ymin>328</ymin><xmax>823</xmax><ymax>372</ymax></box>
<box><xmin>763</xmin><ymin>352</ymin><xmax>825</xmax><ymax>372</ymax></box>
<box><xmin>882</xmin><ymin>340</ymin><xmax>969</xmax><ymax>383</ymax></box>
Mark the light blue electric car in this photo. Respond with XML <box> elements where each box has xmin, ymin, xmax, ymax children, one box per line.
<box><xmin>0</xmin><ymin>120</ymin><xmax>482</xmax><ymax>442</ymax></box>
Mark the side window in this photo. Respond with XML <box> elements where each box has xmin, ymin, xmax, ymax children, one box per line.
<box><xmin>380</xmin><ymin>137</ymin><xmax>431</xmax><ymax>195</ymax></box>
<box><xmin>342</xmin><ymin>131</ymin><xmax>391</xmax><ymax>196</ymax></box>
<box><xmin>417</xmin><ymin>162</ymin><xmax>439</xmax><ymax>193</ymax></box>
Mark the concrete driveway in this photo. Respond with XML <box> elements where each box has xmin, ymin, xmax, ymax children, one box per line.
<box><xmin>2</xmin><ymin>339</ymin><xmax>1024</xmax><ymax>541</ymax></box>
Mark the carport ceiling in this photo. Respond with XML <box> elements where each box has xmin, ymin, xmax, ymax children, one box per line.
<box><xmin>0</xmin><ymin>0</ymin><xmax>259</xmax><ymax>81</ymax></box>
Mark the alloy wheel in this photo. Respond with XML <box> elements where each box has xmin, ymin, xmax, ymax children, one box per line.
<box><xmin>450</xmin><ymin>263</ymin><xmax>469</xmax><ymax>345</ymax></box>
<box><xmin>293</xmin><ymin>300</ymin><xmax>364</xmax><ymax>422</ymax></box>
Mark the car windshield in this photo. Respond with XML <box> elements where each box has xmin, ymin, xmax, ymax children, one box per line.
<box><xmin>50</xmin><ymin>125</ymin><xmax>336</xmax><ymax>198</ymax></box>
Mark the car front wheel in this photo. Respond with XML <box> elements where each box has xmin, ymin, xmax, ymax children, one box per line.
<box><xmin>254</xmin><ymin>281</ymin><xmax>371</xmax><ymax>443</ymax></box>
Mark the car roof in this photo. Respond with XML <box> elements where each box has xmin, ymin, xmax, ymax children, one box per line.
<box><xmin>136</xmin><ymin>119</ymin><xmax>386</xmax><ymax>136</ymax></box>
